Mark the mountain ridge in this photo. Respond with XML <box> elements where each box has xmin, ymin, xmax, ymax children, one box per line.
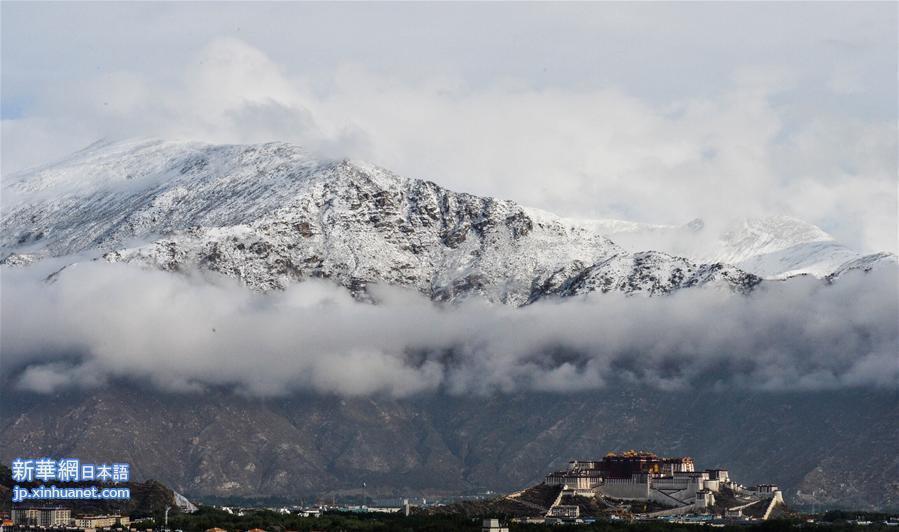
<box><xmin>2</xmin><ymin>386</ymin><xmax>896</xmax><ymax>510</ymax></box>
<box><xmin>2</xmin><ymin>138</ymin><xmax>893</xmax><ymax>304</ymax></box>
<box><xmin>2</xmin><ymin>139</ymin><xmax>897</xmax><ymax>511</ymax></box>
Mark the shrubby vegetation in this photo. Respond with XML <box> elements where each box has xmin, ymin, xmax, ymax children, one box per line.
<box><xmin>143</xmin><ymin>507</ymin><xmax>897</xmax><ymax>532</ymax></box>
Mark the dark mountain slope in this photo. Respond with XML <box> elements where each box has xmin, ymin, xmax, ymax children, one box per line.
<box><xmin>2</xmin><ymin>387</ymin><xmax>896</xmax><ymax>510</ymax></box>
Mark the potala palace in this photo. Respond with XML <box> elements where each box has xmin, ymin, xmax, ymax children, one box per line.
<box><xmin>540</xmin><ymin>450</ymin><xmax>784</xmax><ymax>520</ymax></box>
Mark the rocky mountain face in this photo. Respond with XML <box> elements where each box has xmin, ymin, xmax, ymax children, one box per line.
<box><xmin>583</xmin><ymin>215</ymin><xmax>897</xmax><ymax>280</ymax></box>
<box><xmin>2</xmin><ymin>139</ymin><xmax>897</xmax><ymax>510</ymax></box>
<box><xmin>8</xmin><ymin>138</ymin><xmax>887</xmax><ymax>304</ymax></box>
<box><xmin>2</xmin><ymin>387</ymin><xmax>896</xmax><ymax>510</ymax></box>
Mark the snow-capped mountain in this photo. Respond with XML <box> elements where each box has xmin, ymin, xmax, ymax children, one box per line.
<box><xmin>2</xmin><ymin>139</ymin><xmax>897</xmax><ymax>511</ymax></box>
<box><xmin>555</xmin><ymin>214</ymin><xmax>895</xmax><ymax>280</ymax></box>
<box><xmin>1</xmin><ymin>139</ymin><xmax>891</xmax><ymax>303</ymax></box>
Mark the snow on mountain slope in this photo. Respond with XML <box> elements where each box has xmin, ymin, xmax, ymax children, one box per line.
<box><xmin>703</xmin><ymin>216</ymin><xmax>865</xmax><ymax>278</ymax></box>
<box><xmin>2</xmin><ymin>139</ymin><xmax>333</xmax><ymax>257</ymax></box>
<box><xmin>826</xmin><ymin>251</ymin><xmax>899</xmax><ymax>282</ymax></box>
<box><xmin>552</xmin><ymin>213</ymin><xmax>890</xmax><ymax>280</ymax></box>
<box><xmin>713</xmin><ymin>215</ymin><xmax>833</xmax><ymax>261</ymax></box>
<box><xmin>527</xmin><ymin>251</ymin><xmax>761</xmax><ymax>302</ymax></box>
<box><xmin>3</xmin><ymin>139</ymin><xmax>762</xmax><ymax>304</ymax></box>
<box><xmin>98</xmin><ymin>157</ymin><xmax>632</xmax><ymax>304</ymax></box>
<box><xmin>9</xmin><ymin>138</ymin><xmax>887</xmax><ymax>304</ymax></box>
<box><xmin>729</xmin><ymin>239</ymin><xmax>861</xmax><ymax>279</ymax></box>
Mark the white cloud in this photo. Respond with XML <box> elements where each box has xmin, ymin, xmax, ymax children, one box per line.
<box><xmin>2</xmin><ymin>262</ymin><xmax>896</xmax><ymax>396</ymax></box>
<box><xmin>2</xmin><ymin>4</ymin><xmax>896</xmax><ymax>254</ymax></box>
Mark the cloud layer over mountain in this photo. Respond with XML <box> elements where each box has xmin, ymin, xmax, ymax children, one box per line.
<box><xmin>3</xmin><ymin>262</ymin><xmax>896</xmax><ymax>396</ymax></box>
<box><xmin>2</xmin><ymin>3</ymin><xmax>896</xmax><ymax>399</ymax></box>
<box><xmin>3</xmin><ymin>3</ymin><xmax>896</xmax><ymax>254</ymax></box>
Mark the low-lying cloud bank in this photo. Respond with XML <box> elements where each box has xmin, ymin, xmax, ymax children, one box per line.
<box><xmin>2</xmin><ymin>262</ymin><xmax>896</xmax><ymax>396</ymax></box>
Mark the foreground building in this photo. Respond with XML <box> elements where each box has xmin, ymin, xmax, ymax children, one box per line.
<box><xmin>10</xmin><ymin>508</ymin><xmax>130</xmax><ymax>530</ymax></box>
<box><xmin>481</xmin><ymin>518</ymin><xmax>509</xmax><ymax>532</ymax></box>
<box><xmin>544</xmin><ymin>450</ymin><xmax>783</xmax><ymax>511</ymax></box>
<box><xmin>73</xmin><ymin>514</ymin><xmax>130</xmax><ymax>528</ymax></box>
<box><xmin>11</xmin><ymin>507</ymin><xmax>71</xmax><ymax>527</ymax></box>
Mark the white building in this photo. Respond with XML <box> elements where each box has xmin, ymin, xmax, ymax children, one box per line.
<box><xmin>707</xmin><ymin>469</ymin><xmax>730</xmax><ymax>482</ymax></box>
<box><xmin>547</xmin><ymin>505</ymin><xmax>580</xmax><ymax>519</ymax></box>
<box><xmin>544</xmin><ymin>452</ymin><xmax>780</xmax><ymax>513</ymax></box>
<box><xmin>481</xmin><ymin>518</ymin><xmax>509</xmax><ymax>532</ymax></box>
<box><xmin>12</xmin><ymin>507</ymin><xmax>71</xmax><ymax>527</ymax></box>
<box><xmin>73</xmin><ymin>514</ymin><xmax>130</xmax><ymax>528</ymax></box>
